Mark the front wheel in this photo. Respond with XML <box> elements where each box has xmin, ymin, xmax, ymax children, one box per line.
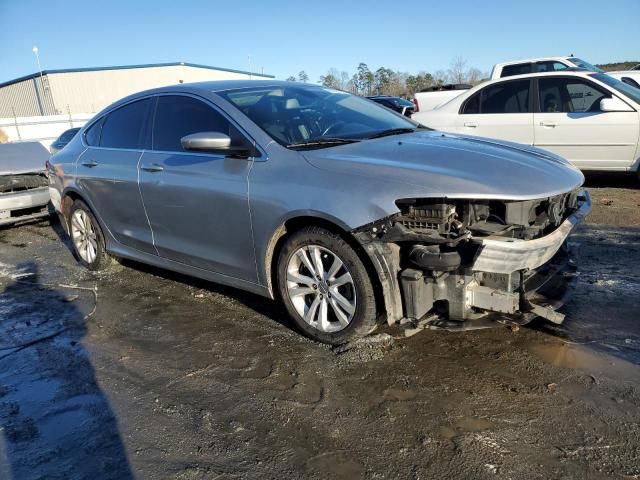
<box><xmin>68</xmin><ymin>199</ymin><xmax>112</xmax><ymax>270</ymax></box>
<box><xmin>277</xmin><ymin>226</ymin><xmax>377</xmax><ymax>344</ymax></box>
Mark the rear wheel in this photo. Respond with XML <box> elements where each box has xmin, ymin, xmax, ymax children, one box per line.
<box><xmin>68</xmin><ymin>200</ymin><xmax>112</xmax><ymax>270</ymax></box>
<box><xmin>277</xmin><ymin>226</ymin><xmax>377</xmax><ymax>344</ymax></box>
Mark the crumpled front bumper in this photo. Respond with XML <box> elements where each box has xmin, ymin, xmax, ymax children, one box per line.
<box><xmin>0</xmin><ymin>187</ymin><xmax>50</xmax><ymax>226</ymax></box>
<box><xmin>471</xmin><ymin>189</ymin><xmax>591</xmax><ymax>274</ymax></box>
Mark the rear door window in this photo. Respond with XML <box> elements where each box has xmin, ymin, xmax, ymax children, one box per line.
<box><xmin>152</xmin><ymin>95</ymin><xmax>248</xmax><ymax>152</ymax></box>
<box><xmin>478</xmin><ymin>80</ymin><xmax>531</xmax><ymax>113</ymax></box>
<box><xmin>538</xmin><ymin>77</ymin><xmax>609</xmax><ymax>113</ymax></box>
<box><xmin>100</xmin><ymin>98</ymin><xmax>152</xmax><ymax>149</ymax></box>
<box><xmin>501</xmin><ymin>63</ymin><xmax>533</xmax><ymax>77</ymax></box>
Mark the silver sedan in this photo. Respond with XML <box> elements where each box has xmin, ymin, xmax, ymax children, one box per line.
<box><xmin>48</xmin><ymin>80</ymin><xmax>590</xmax><ymax>344</ymax></box>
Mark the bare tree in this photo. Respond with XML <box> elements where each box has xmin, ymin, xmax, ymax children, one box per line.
<box><xmin>433</xmin><ymin>70</ymin><xmax>448</xmax><ymax>86</ymax></box>
<box><xmin>448</xmin><ymin>56</ymin><xmax>468</xmax><ymax>84</ymax></box>
<box><xmin>466</xmin><ymin>68</ymin><xmax>485</xmax><ymax>85</ymax></box>
<box><xmin>339</xmin><ymin>71</ymin><xmax>350</xmax><ymax>90</ymax></box>
<box><xmin>298</xmin><ymin>71</ymin><xmax>309</xmax><ymax>83</ymax></box>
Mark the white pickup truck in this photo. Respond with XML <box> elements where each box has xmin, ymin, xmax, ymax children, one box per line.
<box><xmin>412</xmin><ymin>84</ymin><xmax>471</xmax><ymax>112</ymax></box>
<box><xmin>491</xmin><ymin>56</ymin><xmax>640</xmax><ymax>88</ymax></box>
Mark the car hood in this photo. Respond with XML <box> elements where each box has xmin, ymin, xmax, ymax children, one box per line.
<box><xmin>301</xmin><ymin>131</ymin><xmax>584</xmax><ymax>200</ymax></box>
<box><xmin>0</xmin><ymin>142</ymin><xmax>49</xmax><ymax>175</ymax></box>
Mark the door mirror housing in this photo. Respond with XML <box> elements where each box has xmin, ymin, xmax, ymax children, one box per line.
<box><xmin>599</xmin><ymin>97</ymin><xmax>633</xmax><ymax>112</ymax></box>
<box><xmin>180</xmin><ymin>132</ymin><xmax>252</xmax><ymax>156</ymax></box>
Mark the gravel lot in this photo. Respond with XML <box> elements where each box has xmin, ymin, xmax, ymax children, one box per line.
<box><xmin>1</xmin><ymin>174</ymin><xmax>639</xmax><ymax>479</ymax></box>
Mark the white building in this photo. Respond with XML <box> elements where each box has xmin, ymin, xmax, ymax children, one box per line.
<box><xmin>0</xmin><ymin>62</ymin><xmax>273</xmax><ymax>144</ymax></box>
<box><xmin>0</xmin><ymin>62</ymin><xmax>273</xmax><ymax>118</ymax></box>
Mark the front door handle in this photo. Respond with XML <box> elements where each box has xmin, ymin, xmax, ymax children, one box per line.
<box><xmin>140</xmin><ymin>163</ymin><xmax>164</xmax><ymax>173</ymax></box>
<box><xmin>81</xmin><ymin>160</ymin><xmax>98</xmax><ymax>168</ymax></box>
<box><xmin>540</xmin><ymin>121</ymin><xmax>557</xmax><ymax>128</ymax></box>
<box><xmin>464</xmin><ymin>122</ymin><xmax>477</xmax><ymax>128</ymax></box>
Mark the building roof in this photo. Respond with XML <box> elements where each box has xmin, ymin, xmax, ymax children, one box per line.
<box><xmin>0</xmin><ymin>62</ymin><xmax>274</xmax><ymax>89</ymax></box>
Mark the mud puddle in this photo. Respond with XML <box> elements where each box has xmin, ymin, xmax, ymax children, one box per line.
<box><xmin>529</xmin><ymin>342</ymin><xmax>640</xmax><ymax>381</ymax></box>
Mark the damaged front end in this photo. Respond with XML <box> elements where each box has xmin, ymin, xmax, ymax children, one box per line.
<box><xmin>0</xmin><ymin>173</ymin><xmax>50</xmax><ymax>226</ymax></box>
<box><xmin>354</xmin><ymin>189</ymin><xmax>591</xmax><ymax>330</ymax></box>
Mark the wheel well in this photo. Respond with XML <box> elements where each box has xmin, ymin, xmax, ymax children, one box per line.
<box><xmin>61</xmin><ymin>190</ymin><xmax>82</xmax><ymax>218</ymax></box>
<box><xmin>267</xmin><ymin>216</ymin><xmax>385</xmax><ymax>318</ymax></box>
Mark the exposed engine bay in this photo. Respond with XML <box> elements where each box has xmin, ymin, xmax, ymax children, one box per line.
<box><xmin>354</xmin><ymin>189</ymin><xmax>591</xmax><ymax>329</ymax></box>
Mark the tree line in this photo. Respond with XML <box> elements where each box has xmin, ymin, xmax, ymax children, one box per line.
<box><xmin>285</xmin><ymin>57</ymin><xmax>487</xmax><ymax>98</ymax></box>
<box><xmin>595</xmin><ymin>61</ymin><xmax>639</xmax><ymax>71</ymax></box>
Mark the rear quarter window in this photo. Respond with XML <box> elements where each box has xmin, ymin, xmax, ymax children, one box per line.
<box><xmin>100</xmin><ymin>98</ymin><xmax>152</xmax><ymax>149</ymax></box>
<box><xmin>84</xmin><ymin>118</ymin><xmax>104</xmax><ymax>146</ymax></box>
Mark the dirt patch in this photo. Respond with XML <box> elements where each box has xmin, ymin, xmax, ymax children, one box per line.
<box><xmin>1</xmin><ymin>175</ymin><xmax>640</xmax><ymax>478</ymax></box>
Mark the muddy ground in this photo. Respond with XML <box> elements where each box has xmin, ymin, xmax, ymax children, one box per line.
<box><xmin>0</xmin><ymin>174</ymin><xmax>639</xmax><ymax>480</ymax></box>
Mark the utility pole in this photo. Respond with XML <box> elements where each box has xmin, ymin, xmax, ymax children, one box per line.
<box><xmin>32</xmin><ymin>46</ymin><xmax>47</xmax><ymax>114</ymax></box>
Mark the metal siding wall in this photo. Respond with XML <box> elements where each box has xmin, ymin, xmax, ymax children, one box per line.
<box><xmin>0</xmin><ymin>78</ymin><xmax>55</xmax><ymax>117</ymax></box>
<box><xmin>47</xmin><ymin>65</ymin><xmax>258</xmax><ymax>114</ymax></box>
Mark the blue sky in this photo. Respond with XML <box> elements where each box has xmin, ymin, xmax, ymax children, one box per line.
<box><xmin>1</xmin><ymin>0</ymin><xmax>638</xmax><ymax>83</ymax></box>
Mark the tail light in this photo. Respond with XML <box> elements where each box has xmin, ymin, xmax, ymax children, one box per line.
<box><xmin>412</xmin><ymin>98</ymin><xmax>419</xmax><ymax>113</ymax></box>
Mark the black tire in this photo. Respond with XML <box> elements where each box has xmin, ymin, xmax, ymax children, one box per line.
<box><xmin>277</xmin><ymin>226</ymin><xmax>377</xmax><ymax>345</ymax></box>
<box><xmin>68</xmin><ymin>199</ymin><xmax>112</xmax><ymax>270</ymax></box>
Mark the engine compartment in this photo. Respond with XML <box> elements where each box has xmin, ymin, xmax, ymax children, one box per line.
<box><xmin>353</xmin><ymin>189</ymin><xmax>587</xmax><ymax>327</ymax></box>
<box><xmin>394</xmin><ymin>191</ymin><xmax>580</xmax><ymax>242</ymax></box>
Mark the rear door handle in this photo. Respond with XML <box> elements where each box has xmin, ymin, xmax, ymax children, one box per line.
<box><xmin>81</xmin><ymin>160</ymin><xmax>98</xmax><ymax>168</ymax></box>
<box><xmin>140</xmin><ymin>163</ymin><xmax>164</xmax><ymax>173</ymax></box>
<box><xmin>540</xmin><ymin>121</ymin><xmax>557</xmax><ymax>128</ymax></box>
<box><xmin>464</xmin><ymin>122</ymin><xmax>477</xmax><ymax>128</ymax></box>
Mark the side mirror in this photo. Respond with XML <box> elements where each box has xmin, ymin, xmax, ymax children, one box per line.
<box><xmin>599</xmin><ymin>97</ymin><xmax>633</xmax><ymax>112</ymax></box>
<box><xmin>180</xmin><ymin>131</ymin><xmax>251</xmax><ymax>156</ymax></box>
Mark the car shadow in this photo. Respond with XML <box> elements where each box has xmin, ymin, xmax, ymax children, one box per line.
<box><xmin>116</xmin><ymin>257</ymin><xmax>293</xmax><ymax>330</ymax></box>
<box><xmin>47</xmin><ymin>210</ymin><xmax>77</xmax><ymax>258</ymax></box>
<box><xmin>0</xmin><ymin>262</ymin><xmax>134</xmax><ymax>479</ymax></box>
<box><xmin>583</xmin><ymin>172</ymin><xmax>638</xmax><ymax>189</ymax></box>
<box><xmin>48</xmin><ymin>212</ymin><xmax>293</xmax><ymax>332</ymax></box>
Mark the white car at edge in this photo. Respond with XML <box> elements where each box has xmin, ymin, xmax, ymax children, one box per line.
<box><xmin>413</xmin><ymin>71</ymin><xmax>640</xmax><ymax>174</ymax></box>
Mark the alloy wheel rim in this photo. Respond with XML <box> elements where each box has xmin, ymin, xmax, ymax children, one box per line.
<box><xmin>70</xmin><ymin>210</ymin><xmax>98</xmax><ymax>264</ymax></box>
<box><xmin>286</xmin><ymin>245</ymin><xmax>356</xmax><ymax>333</ymax></box>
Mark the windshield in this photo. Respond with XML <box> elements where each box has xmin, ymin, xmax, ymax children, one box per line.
<box><xmin>219</xmin><ymin>85</ymin><xmax>419</xmax><ymax>148</ymax></box>
<box><xmin>569</xmin><ymin>58</ymin><xmax>605</xmax><ymax>73</ymax></box>
<box><xmin>396</xmin><ymin>98</ymin><xmax>414</xmax><ymax>108</ymax></box>
<box><xmin>592</xmin><ymin>73</ymin><xmax>640</xmax><ymax>104</ymax></box>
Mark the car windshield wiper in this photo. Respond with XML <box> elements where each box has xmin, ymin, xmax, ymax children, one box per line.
<box><xmin>366</xmin><ymin>127</ymin><xmax>417</xmax><ymax>139</ymax></box>
<box><xmin>286</xmin><ymin>138</ymin><xmax>359</xmax><ymax>150</ymax></box>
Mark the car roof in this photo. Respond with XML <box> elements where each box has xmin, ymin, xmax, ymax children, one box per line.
<box><xmin>493</xmin><ymin>56</ymin><xmax>571</xmax><ymax>68</ymax></box>
<box><xmin>92</xmin><ymin>80</ymin><xmax>330</xmax><ymax>117</ymax></box>
<box><xmin>173</xmin><ymin>79</ymin><xmax>322</xmax><ymax>93</ymax></box>
<box><xmin>487</xmin><ymin>69</ymin><xmax>591</xmax><ymax>82</ymax></box>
